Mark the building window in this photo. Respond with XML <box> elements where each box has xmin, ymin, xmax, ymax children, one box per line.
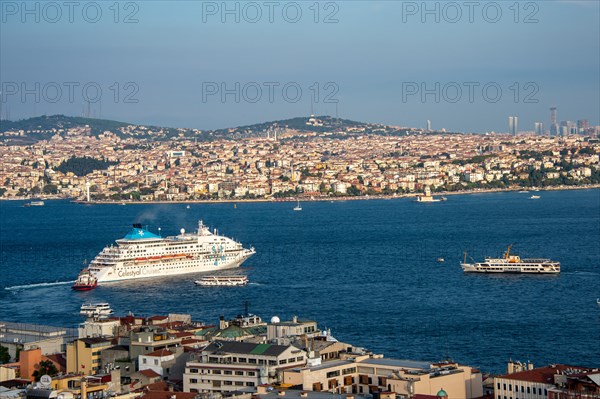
<box><xmin>313</xmin><ymin>383</ymin><xmax>323</xmax><ymax>391</ymax></box>
<box><xmin>143</xmin><ymin>359</ymin><xmax>147</xmax><ymax>364</ymax></box>
<box><xmin>249</xmin><ymin>358</ymin><xmax>257</xmax><ymax>364</ymax></box>
<box><xmin>190</xmin><ymin>379</ymin><xmax>198</xmax><ymax>384</ymax></box>
<box><xmin>279</xmin><ymin>359</ymin><xmax>287</xmax><ymax>365</ymax></box>
<box><xmin>527</xmin><ymin>387</ymin><xmax>530</xmax><ymax>394</ymax></box>
<box><xmin>269</xmin><ymin>361</ymin><xmax>277</xmax><ymax>366</ymax></box>
<box><xmin>190</xmin><ymin>368</ymin><xmax>198</xmax><ymax>374</ymax></box>
<box><xmin>224</xmin><ymin>370</ymin><xmax>232</xmax><ymax>375</ymax></box>
<box><xmin>154</xmin><ymin>359</ymin><xmax>159</xmax><ymax>365</ymax></box>
<box><xmin>235</xmin><ymin>371</ymin><xmax>244</xmax><ymax>376</ymax></box>
<box><xmin>297</xmin><ymin>357</ymin><xmax>304</xmax><ymax>362</ymax></box>
<box><xmin>238</xmin><ymin>358</ymin><xmax>247</xmax><ymax>363</ymax></box>
<box><xmin>213</xmin><ymin>370</ymin><xmax>221</xmax><ymax>375</ymax></box>
<box><xmin>509</xmin><ymin>384</ymin><xmax>512</xmax><ymax>391</ymax></box>
<box><xmin>532</xmin><ymin>387</ymin><xmax>536</xmax><ymax>394</ymax></box>
<box><xmin>497</xmin><ymin>383</ymin><xmax>500</xmax><ymax>390</ymax></box>
<box><xmin>248</xmin><ymin>371</ymin><xmax>255</xmax><ymax>376</ymax></box>
<box><xmin>327</xmin><ymin>371</ymin><xmax>340</xmax><ymax>378</ymax></box>
<box><xmin>246</xmin><ymin>382</ymin><xmax>255</xmax><ymax>387</ymax></box>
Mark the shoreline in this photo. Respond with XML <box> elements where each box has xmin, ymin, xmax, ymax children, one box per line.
<box><xmin>4</xmin><ymin>184</ymin><xmax>598</xmax><ymax>205</ymax></box>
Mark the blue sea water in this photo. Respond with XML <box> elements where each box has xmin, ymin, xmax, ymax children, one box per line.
<box><xmin>1</xmin><ymin>190</ymin><xmax>599</xmax><ymax>373</ymax></box>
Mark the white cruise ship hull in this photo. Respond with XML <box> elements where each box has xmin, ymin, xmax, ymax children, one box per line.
<box><xmin>93</xmin><ymin>251</ymin><xmax>254</xmax><ymax>283</ymax></box>
<box><xmin>81</xmin><ymin>221</ymin><xmax>255</xmax><ymax>285</ymax></box>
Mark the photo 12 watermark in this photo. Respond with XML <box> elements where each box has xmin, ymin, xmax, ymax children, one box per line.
<box><xmin>201</xmin><ymin>81</ymin><xmax>339</xmax><ymax>104</ymax></box>
<box><xmin>200</xmin><ymin>1</ymin><xmax>339</xmax><ymax>23</ymax></box>
<box><xmin>1</xmin><ymin>81</ymin><xmax>140</xmax><ymax>104</ymax></box>
<box><xmin>400</xmin><ymin>1</ymin><xmax>540</xmax><ymax>24</ymax></box>
<box><xmin>1</xmin><ymin>1</ymin><xmax>140</xmax><ymax>23</ymax></box>
<box><xmin>401</xmin><ymin>81</ymin><xmax>540</xmax><ymax>104</ymax></box>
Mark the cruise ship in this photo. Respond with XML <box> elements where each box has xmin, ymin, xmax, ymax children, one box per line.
<box><xmin>461</xmin><ymin>245</ymin><xmax>560</xmax><ymax>274</ymax></box>
<box><xmin>75</xmin><ymin>221</ymin><xmax>255</xmax><ymax>285</ymax></box>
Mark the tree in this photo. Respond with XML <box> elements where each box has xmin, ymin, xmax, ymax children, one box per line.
<box><xmin>32</xmin><ymin>360</ymin><xmax>58</xmax><ymax>381</ymax></box>
<box><xmin>43</xmin><ymin>184</ymin><xmax>58</xmax><ymax>194</ymax></box>
<box><xmin>0</xmin><ymin>345</ymin><xmax>10</xmax><ymax>364</ymax></box>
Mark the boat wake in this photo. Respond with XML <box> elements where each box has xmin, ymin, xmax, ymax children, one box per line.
<box><xmin>4</xmin><ymin>280</ymin><xmax>76</xmax><ymax>291</ymax></box>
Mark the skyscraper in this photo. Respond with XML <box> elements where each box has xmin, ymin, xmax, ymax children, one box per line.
<box><xmin>550</xmin><ymin>107</ymin><xmax>558</xmax><ymax>135</ymax></box>
<box><xmin>577</xmin><ymin>120</ymin><xmax>589</xmax><ymax>133</ymax></box>
<box><xmin>508</xmin><ymin>116</ymin><xmax>518</xmax><ymax>135</ymax></box>
<box><xmin>534</xmin><ymin>122</ymin><xmax>544</xmax><ymax>135</ymax></box>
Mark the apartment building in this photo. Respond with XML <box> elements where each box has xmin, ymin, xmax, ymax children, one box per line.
<box><xmin>183</xmin><ymin>341</ymin><xmax>307</xmax><ymax>393</ymax></box>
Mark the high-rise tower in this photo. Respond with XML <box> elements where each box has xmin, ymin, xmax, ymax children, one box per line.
<box><xmin>550</xmin><ymin>107</ymin><xmax>558</xmax><ymax>135</ymax></box>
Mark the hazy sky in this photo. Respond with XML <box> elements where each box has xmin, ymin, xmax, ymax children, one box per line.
<box><xmin>1</xmin><ymin>0</ymin><xmax>598</xmax><ymax>132</ymax></box>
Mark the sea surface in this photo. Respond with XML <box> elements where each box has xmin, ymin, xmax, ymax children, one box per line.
<box><xmin>1</xmin><ymin>190</ymin><xmax>599</xmax><ymax>373</ymax></box>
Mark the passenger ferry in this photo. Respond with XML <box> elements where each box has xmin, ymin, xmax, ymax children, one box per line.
<box><xmin>461</xmin><ymin>245</ymin><xmax>560</xmax><ymax>274</ymax></box>
<box><xmin>80</xmin><ymin>303</ymin><xmax>113</xmax><ymax>318</ymax></box>
<box><xmin>74</xmin><ymin>221</ymin><xmax>255</xmax><ymax>285</ymax></box>
<box><xmin>194</xmin><ymin>275</ymin><xmax>248</xmax><ymax>286</ymax></box>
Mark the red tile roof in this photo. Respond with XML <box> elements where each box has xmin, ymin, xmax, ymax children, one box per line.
<box><xmin>144</xmin><ymin>349</ymin><xmax>175</xmax><ymax>357</ymax></box>
<box><xmin>139</xmin><ymin>369</ymin><xmax>161</xmax><ymax>378</ymax></box>
<box><xmin>499</xmin><ymin>365</ymin><xmax>593</xmax><ymax>384</ymax></box>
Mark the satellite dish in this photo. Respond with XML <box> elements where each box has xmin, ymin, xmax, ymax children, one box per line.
<box><xmin>270</xmin><ymin>316</ymin><xmax>280</xmax><ymax>323</ymax></box>
<box><xmin>40</xmin><ymin>375</ymin><xmax>52</xmax><ymax>387</ymax></box>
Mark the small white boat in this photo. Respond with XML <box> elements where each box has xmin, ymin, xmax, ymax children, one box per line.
<box><xmin>80</xmin><ymin>303</ymin><xmax>113</xmax><ymax>318</ymax></box>
<box><xmin>186</xmin><ymin>205</ymin><xmax>191</xmax><ymax>209</ymax></box>
<box><xmin>436</xmin><ymin>257</ymin><xmax>445</xmax><ymax>263</ymax></box>
<box><xmin>597</xmin><ymin>298</ymin><xmax>600</xmax><ymax>307</ymax></box>
<box><xmin>293</xmin><ymin>200</ymin><xmax>302</xmax><ymax>211</ymax></box>
<box><xmin>195</xmin><ymin>275</ymin><xmax>248</xmax><ymax>286</ymax></box>
<box><xmin>530</xmin><ymin>195</ymin><xmax>541</xmax><ymax>200</ymax></box>
<box><xmin>24</xmin><ymin>200</ymin><xmax>45</xmax><ymax>207</ymax></box>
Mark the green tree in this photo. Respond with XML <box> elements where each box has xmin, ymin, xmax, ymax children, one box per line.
<box><xmin>32</xmin><ymin>360</ymin><xmax>58</xmax><ymax>381</ymax></box>
<box><xmin>0</xmin><ymin>345</ymin><xmax>10</xmax><ymax>364</ymax></box>
<box><xmin>43</xmin><ymin>184</ymin><xmax>58</xmax><ymax>194</ymax></box>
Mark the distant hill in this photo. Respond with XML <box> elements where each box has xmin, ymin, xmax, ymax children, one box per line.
<box><xmin>0</xmin><ymin>114</ymin><xmax>129</xmax><ymax>135</ymax></box>
<box><xmin>0</xmin><ymin>114</ymin><xmax>427</xmax><ymax>144</ymax></box>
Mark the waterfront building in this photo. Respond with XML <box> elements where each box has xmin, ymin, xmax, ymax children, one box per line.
<box><xmin>283</xmin><ymin>357</ymin><xmax>483</xmax><ymax>399</ymax></box>
<box><xmin>183</xmin><ymin>341</ymin><xmax>307</xmax><ymax>393</ymax></box>
<box><xmin>267</xmin><ymin>316</ymin><xmax>320</xmax><ymax>345</ymax></box>
<box><xmin>494</xmin><ymin>363</ymin><xmax>596</xmax><ymax>399</ymax></box>
<box><xmin>0</xmin><ymin>322</ymin><xmax>76</xmax><ymax>363</ymax></box>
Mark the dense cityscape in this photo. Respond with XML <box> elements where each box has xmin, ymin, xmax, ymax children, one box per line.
<box><xmin>1</xmin><ymin>306</ymin><xmax>599</xmax><ymax>399</ymax></box>
<box><xmin>2</xmin><ymin>1</ymin><xmax>599</xmax><ymax>399</ymax></box>
<box><xmin>1</xmin><ymin>115</ymin><xmax>599</xmax><ymax>202</ymax></box>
